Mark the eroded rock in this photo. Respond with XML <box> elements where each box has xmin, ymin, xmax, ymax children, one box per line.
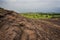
<box><xmin>0</xmin><ymin>8</ymin><xmax>60</xmax><ymax>40</ymax></box>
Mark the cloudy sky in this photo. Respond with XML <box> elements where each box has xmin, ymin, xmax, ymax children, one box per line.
<box><xmin>0</xmin><ymin>0</ymin><xmax>60</xmax><ymax>13</ymax></box>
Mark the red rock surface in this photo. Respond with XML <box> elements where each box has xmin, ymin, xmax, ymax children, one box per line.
<box><xmin>0</xmin><ymin>8</ymin><xmax>60</xmax><ymax>40</ymax></box>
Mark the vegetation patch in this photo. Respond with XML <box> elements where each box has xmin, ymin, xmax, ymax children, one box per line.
<box><xmin>21</xmin><ymin>12</ymin><xmax>60</xmax><ymax>19</ymax></box>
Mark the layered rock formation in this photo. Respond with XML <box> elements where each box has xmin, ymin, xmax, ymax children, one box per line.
<box><xmin>0</xmin><ymin>8</ymin><xmax>60</xmax><ymax>40</ymax></box>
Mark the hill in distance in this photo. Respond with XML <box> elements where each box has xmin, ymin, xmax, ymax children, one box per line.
<box><xmin>0</xmin><ymin>8</ymin><xmax>60</xmax><ymax>40</ymax></box>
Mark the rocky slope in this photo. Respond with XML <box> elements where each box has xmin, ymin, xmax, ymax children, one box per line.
<box><xmin>0</xmin><ymin>8</ymin><xmax>60</xmax><ymax>40</ymax></box>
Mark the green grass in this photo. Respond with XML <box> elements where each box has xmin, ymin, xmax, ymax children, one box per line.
<box><xmin>21</xmin><ymin>12</ymin><xmax>60</xmax><ymax>19</ymax></box>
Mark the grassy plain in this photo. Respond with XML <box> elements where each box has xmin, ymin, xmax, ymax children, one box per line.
<box><xmin>21</xmin><ymin>12</ymin><xmax>60</xmax><ymax>19</ymax></box>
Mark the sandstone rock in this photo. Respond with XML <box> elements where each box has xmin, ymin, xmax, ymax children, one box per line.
<box><xmin>0</xmin><ymin>8</ymin><xmax>60</xmax><ymax>40</ymax></box>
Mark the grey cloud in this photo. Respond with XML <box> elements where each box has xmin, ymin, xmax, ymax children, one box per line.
<box><xmin>0</xmin><ymin>0</ymin><xmax>60</xmax><ymax>13</ymax></box>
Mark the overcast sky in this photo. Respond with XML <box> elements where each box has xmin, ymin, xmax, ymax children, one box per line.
<box><xmin>0</xmin><ymin>0</ymin><xmax>60</xmax><ymax>13</ymax></box>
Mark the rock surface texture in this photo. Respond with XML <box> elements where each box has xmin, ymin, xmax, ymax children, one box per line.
<box><xmin>0</xmin><ymin>8</ymin><xmax>60</xmax><ymax>40</ymax></box>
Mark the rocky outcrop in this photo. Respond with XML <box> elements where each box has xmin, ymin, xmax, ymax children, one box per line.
<box><xmin>0</xmin><ymin>8</ymin><xmax>60</xmax><ymax>40</ymax></box>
